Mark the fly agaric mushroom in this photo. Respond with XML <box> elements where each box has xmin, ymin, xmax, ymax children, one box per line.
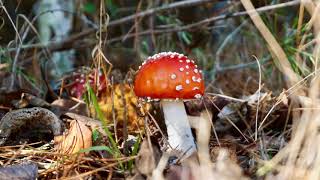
<box><xmin>65</xmin><ymin>69</ymin><xmax>107</xmax><ymax>98</ymax></box>
<box><xmin>134</xmin><ymin>52</ymin><xmax>204</xmax><ymax>157</ymax></box>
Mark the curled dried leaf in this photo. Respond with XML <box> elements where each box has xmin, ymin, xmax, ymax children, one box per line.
<box><xmin>54</xmin><ymin>120</ymin><xmax>92</xmax><ymax>154</ymax></box>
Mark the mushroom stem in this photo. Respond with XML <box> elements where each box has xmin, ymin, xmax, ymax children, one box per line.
<box><xmin>161</xmin><ymin>100</ymin><xmax>196</xmax><ymax>157</ymax></box>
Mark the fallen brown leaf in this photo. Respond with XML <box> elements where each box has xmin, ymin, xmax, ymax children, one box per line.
<box><xmin>54</xmin><ymin>120</ymin><xmax>92</xmax><ymax>154</ymax></box>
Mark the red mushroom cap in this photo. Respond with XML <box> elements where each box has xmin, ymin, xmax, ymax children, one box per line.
<box><xmin>67</xmin><ymin>69</ymin><xmax>107</xmax><ymax>98</ymax></box>
<box><xmin>134</xmin><ymin>52</ymin><xmax>205</xmax><ymax>100</ymax></box>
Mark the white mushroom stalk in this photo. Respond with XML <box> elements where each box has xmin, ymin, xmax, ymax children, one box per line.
<box><xmin>161</xmin><ymin>100</ymin><xmax>196</xmax><ymax>157</ymax></box>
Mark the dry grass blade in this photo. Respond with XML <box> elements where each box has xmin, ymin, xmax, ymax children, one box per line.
<box><xmin>209</xmin><ymin>97</ymin><xmax>250</xmax><ymax>142</ymax></box>
<box><xmin>253</xmin><ymin>56</ymin><xmax>262</xmax><ymax>141</ymax></box>
<box><xmin>0</xmin><ymin>0</ymin><xmax>22</xmax><ymax>44</ymax></box>
<box><xmin>257</xmin><ymin>68</ymin><xmax>320</xmax><ymax>131</ymax></box>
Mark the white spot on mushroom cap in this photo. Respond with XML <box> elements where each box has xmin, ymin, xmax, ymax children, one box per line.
<box><xmin>171</xmin><ymin>74</ymin><xmax>177</xmax><ymax>79</ymax></box>
<box><xmin>186</xmin><ymin>59</ymin><xmax>190</xmax><ymax>63</ymax></box>
<box><xmin>150</xmin><ymin>52</ymin><xmax>186</xmax><ymax>60</ymax></box>
<box><xmin>192</xmin><ymin>76</ymin><xmax>197</xmax><ymax>82</ymax></box>
<box><xmin>186</xmin><ymin>79</ymin><xmax>190</xmax><ymax>84</ymax></box>
<box><xmin>197</xmin><ymin>78</ymin><xmax>201</xmax><ymax>82</ymax></box>
<box><xmin>194</xmin><ymin>69</ymin><xmax>198</xmax><ymax>73</ymax></box>
<box><xmin>195</xmin><ymin>94</ymin><xmax>202</xmax><ymax>99</ymax></box>
<box><xmin>186</xmin><ymin>72</ymin><xmax>189</xmax><ymax>75</ymax></box>
<box><xmin>185</xmin><ymin>65</ymin><xmax>189</xmax><ymax>69</ymax></box>
<box><xmin>193</xmin><ymin>87</ymin><xmax>199</xmax><ymax>90</ymax></box>
<box><xmin>176</xmin><ymin>85</ymin><xmax>183</xmax><ymax>91</ymax></box>
<box><xmin>179</xmin><ymin>67</ymin><xmax>184</xmax><ymax>72</ymax></box>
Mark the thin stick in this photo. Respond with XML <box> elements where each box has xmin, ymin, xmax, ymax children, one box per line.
<box><xmin>204</xmin><ymin>98</ymin><xmax>221</xmax><ymax>146</ymax></box>
<box><xmin>296</xmin><ymin>3</ymin><xmax>305</xmax><ymax>45</ymax></box>
<box><xmin>108</xmin><ymin>0</ymin><xmax>215</xmax><ymax>26</ymax></box>
<box><xmin>206</xmin><ymin>93</ymin><xmax>246</xmax><ymax>102</ymax></box>
<box><xmin>253</xmin><ymin>55</ymin><xmax>262</xmax><ymax>141</ymax></box>
<box><xmin>209</xmin><ymin>98</ymin><xmax>250</xmax><ymax>142</ymax></box>
<box><xmin>215</xmin><ymin>20</ymin><xmax>248</xmax><ymax>71</ymax></box>
<box><xmin>6</xmin><ymin>0</ymin><xmax>300</xmax><ymax>52</ymax></box>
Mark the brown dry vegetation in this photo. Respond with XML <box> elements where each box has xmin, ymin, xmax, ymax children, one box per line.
<box><xmin>0</xmin><ymin>0</ymin><xmax>320</xmax><ymax>179</ymax></box>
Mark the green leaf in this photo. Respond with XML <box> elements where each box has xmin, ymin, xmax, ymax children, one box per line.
<box><xmin>85</xmin><ymin>83</ymin><xmax>124</xmax><ymax>170</ymax></box>
<box><xmin>128</xmin><ymin>136</ymin><xmax>141</xmax><ymax>170</ymax></box>
<box><xmin>105</xmin><ymin>0</ymin><xmax>118</xmax><ymax>17</ymax></box>
<box><xmin>92</xmin><ymin>129</ymin><xmax>100</xmax><ymax>142</ymax></box>
<box><xmin>179</xmin><ymin>31</ymin><xmax>192</xmax><ymax>45</ymax></box>
<box><xmin>79</xmin><ymin>145</ymin><xmax>113</xmax><ymax>154</ymax></box>
<box><xmin>141</xmin><ymin>40</ymin><xmax>149</xmax><ymax>54</ymax></box>
<box><xmin>83</xmin><ymin>2</ymin><xmax>96</xmax><ymax>14</ymax></box>
<box><xmin>86</xmin><ymin>83</ymin><xmax>117</xmax><ymax>150</ymax></box>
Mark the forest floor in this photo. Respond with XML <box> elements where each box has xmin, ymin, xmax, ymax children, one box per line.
<box><xmin>1</xmin><ymin>0</ymin><xmax>320</xmax><ymax>179</ymax></box>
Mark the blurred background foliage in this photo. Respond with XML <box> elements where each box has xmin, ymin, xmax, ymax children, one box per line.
<box><xmin>0</xmin><ymin>0</ymin><xmax>308</xmax><ymax>98</ymax></box>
